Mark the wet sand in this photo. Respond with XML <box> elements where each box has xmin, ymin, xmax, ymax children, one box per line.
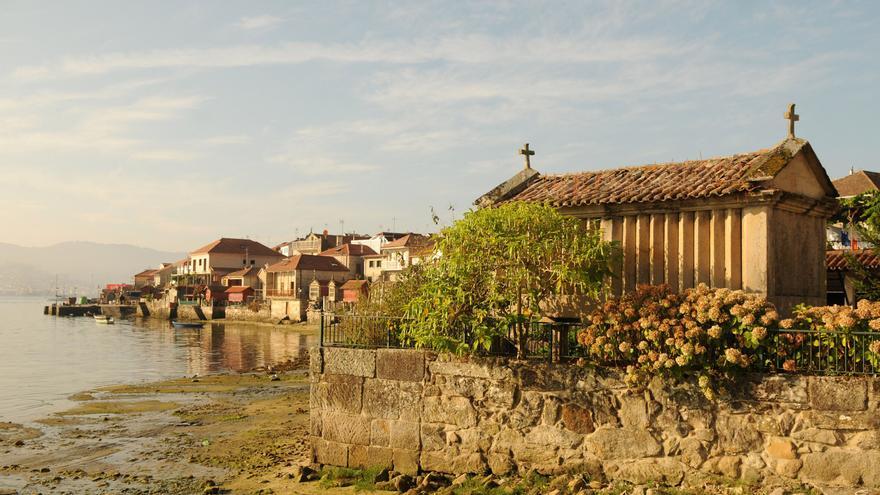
<box><xmin>0</xmin><ymin>364</ymin><xmax>364</xmax><ymax>495</ymax></box>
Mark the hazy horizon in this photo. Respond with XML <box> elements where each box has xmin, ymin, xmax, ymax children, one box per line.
<box><xmin>2</xmin><ymin>1</ymin><xmax>878</xmax><ymax>252</ymax></box>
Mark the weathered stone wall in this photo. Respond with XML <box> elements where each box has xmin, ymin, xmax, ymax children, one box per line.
<box><xmin>310</xmin><ymin>348</ymin><xmax>880</xmax><ymax>491</ymax></box>
<box><xmin>224</xmin><ymin>304</ymin><xmax>272</xmax><ymax>322</ymax></box>
<box><xmin>137</xmin><ymin>299</ymin><xmax>273</xmax><ymax>323</ymax></box>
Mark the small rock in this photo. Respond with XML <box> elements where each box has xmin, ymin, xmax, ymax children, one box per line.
<box><xmin>451</xmin><ymin>473</ymin><xmax>468</xmax><ymax>486</ymax></box>
<box><xmin>13</xmin><ymin>440</ymin><xmax>24</xmax><ymax>447</ymax></box>
<box><xmin>203</xmin><ymin>487</ymin><xmax>220</xmax><ymax>495</ymax></box>
<box><xmin>371</xmin><ymin>467</ymin><xmax>390</xmax><ymax>483</ymax></box>
<box><xmin>374</xmin><ymin>481</ymin><xmax>395</xmax><ymax>491</ymax></box>
<box><xmin>768</xmin><ymin>489</ymin><xmax>787</xmax><ymax>495</ymax></box>
<box><xmin>392</xmin><ymin>474</ymin><xmax>415</xmax><ymax>492</ymax></box>
<box><xmin>567</xmin><ymin>476</ymin><xmax>586</xmax><ymax>492</ymax></box>
<box><xmin>270</xmin><ymin>374</ymin><xmax>280</xmax><ymax>382</ymax></box>
<box><xmin>546</xmin><ymin>490</ymin><xmax>561</xmax><ymax>495</ymax></box>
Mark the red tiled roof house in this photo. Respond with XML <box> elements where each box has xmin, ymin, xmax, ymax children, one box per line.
<box><xmin>477</xmin><ymin>135</ymin><xmax>839</xmax><ymax>312</ymax></box>
<box><xmin>263</xmin><ymin>254</ymin><xmax>351</xmax><ymax>321</ymax></box>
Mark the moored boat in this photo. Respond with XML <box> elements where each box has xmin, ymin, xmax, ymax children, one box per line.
<box><xmin>171</xmin><ymin>320</ymin><xmax>204</xmax><ymax>329</ymax></box>
<box><xmin>94</xmin><ymin>315</ymin><xmax>114</xmax><ymax>324</ymax></box>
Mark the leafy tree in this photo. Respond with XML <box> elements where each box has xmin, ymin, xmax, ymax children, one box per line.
<box><xmin>838</xmin><ymin>192</ymin><xmax>880</xmax><ymax>300</ymax></box>
<box><xmin>401</xmin><ymin>201</ymin><xmax>616</xmax><ymax>357</ymax></box>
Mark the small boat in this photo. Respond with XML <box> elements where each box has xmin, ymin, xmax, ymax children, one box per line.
<box><xmin>172</xmin><ymin>320</ymin><xmax>204</xmax><ymax>329</ymax></box>
<box><xmin>94</xmin><ymin>315</ymin><xmax>114</xmax><ymax>324</ymax></box>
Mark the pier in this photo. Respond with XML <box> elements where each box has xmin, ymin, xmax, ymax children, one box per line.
<box><xmin>44</xmin><ymin>304</ymin><xmax>136</xmax><ymax>318</ymax></box>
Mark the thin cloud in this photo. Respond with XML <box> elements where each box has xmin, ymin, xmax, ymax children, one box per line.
<box><xmin>10</xmin><ymin>35</ymin><xmax>688</xmax><ymax>80</ymax></box>
<box><xmin>269</xmin><ymin>155</ymin><xmax>379</xmax><ymax>175</ymax></box>
<box><xmin>237</xmin><ymin>15</ymin><xmax>284</xmax><ymax>30</ymax></box>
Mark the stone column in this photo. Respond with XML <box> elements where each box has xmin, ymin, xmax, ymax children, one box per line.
<box><xmin>710</xmin><ymin>209</ymin><xmax>727</xmax><ymax>288</ymax></box>
<box><xmin>623</xmin><ymin>215</ymin><xmax>637</xmax><ymax>292</ymax></box>
<box><xmin>664</xmin><ymin>213</ymin><xmax>680</xmax><ymax>291</ymax></box>
<box><xmin>650</xmin><ymin>214</ymin><xmax>665</xmax><ymax>285</ymax></box>
<box><xmin>636</xmin><ymin>214</ymin><xmax>651</xmax><ymax>285</ymax></box>
<box><xmin>679</xmin><ymin>211</ymin><xmax>695</xmax><ymax>291</ymax></box>
<box><xmin>602</xmin><ymin>217</ymin><xmax>624</xmax><ymax>296</ymax></box>
<box><xmin>695</xmin><ymin>210</ymin><xmax>712</xmax><ymax>286</ymax></box>
<box><xmin>725</xmin><ymin>208</ymin><xmax>742</xmax><ymax>289</ymax></box>
<box><xmin>741</xmin><ymin>206</ymin><xmax>770</xmax><ymax>295</ymax></box>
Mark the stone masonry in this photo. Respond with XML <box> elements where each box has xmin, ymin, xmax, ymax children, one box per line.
<box><xmin>310</xmin><ymin>347</ymin><xmax>880</xmax><ymax>491</ymax></box>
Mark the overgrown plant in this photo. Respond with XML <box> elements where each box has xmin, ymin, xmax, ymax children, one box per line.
<box><xmin>402</xmin><ymin>202</ymin><xmax>615</xmax><ymax>357</ymax></box>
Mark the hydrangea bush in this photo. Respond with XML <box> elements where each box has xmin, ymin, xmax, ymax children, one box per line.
<box><xmin>576</xmin><ymin>284</ymin><xmax>779</xmax><ymax>399</ymax></box>
<box><xmin>576</xmin><ymin>285</ymin><xmax>880</xmax><ymax>398</ymax></box>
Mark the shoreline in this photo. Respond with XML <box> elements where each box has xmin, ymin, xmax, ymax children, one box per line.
<box><xmin>0</xmin><ymin>366</ymin><xmax>325</xmax><ymax>494</ymax></box>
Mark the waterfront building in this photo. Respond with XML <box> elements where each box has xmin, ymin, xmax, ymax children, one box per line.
<box><xmin>263</xmin><ymin>254</ymin><xmax>350</xmax><ymax>321</ymax></box>
<box><xmin>378</xmin><ymin>233</ymin><xmax>434</xmax><ymax>282</ymax></box>
<box><xmin>174</xmin><ymin>238</ymin><xmax>284</xmax><ymax>286</ymax></box>
<box><xmin>319</xmin><ymin>243</ymin><xmax>377</xmax><ymax>279</ymax></box>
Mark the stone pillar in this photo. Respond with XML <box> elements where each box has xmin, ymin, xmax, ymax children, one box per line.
<box><xmin>636</xmin><ymin>214</ymin><xmax>651</xmax><ymax>285</ymax></box>
<box><xmin>602</xmin><ymin>217</ymin><xmax>624</xmax><ymax>296</ymax></box>
<box><xmin>710</xmin><ymin>209</ymin><xmax>726</xmax><ymax>288</ymax></box>
<box><xmin>695</xmin><ymin>210</ymin><xmax>712</xmax><ymax>286</ymax></box>
<box><xmin>623</xmin><ymin>215</ymin><xmax>637</xmax><ymax>292</ymax></box>
<box><xmin>679</xmin><ymin>211</ymin><xmax>695</xmax><ymax>291</ymax></box>
<box><xmin>725</xmin><ymin>208</ymin><xmax>742</xmax><ymax>289</ymax></box>
<box><xmin>664</xmin><ymin>213</ymin><xmax>680</xmax><ymax>291</ymax></box>
<box><xmin>741</xmin><ymin>206</ymin><xmax>770</xmax><ymax>295</ymax></box>
<box><xmin>650</xmin><ymin>214</ymin><xmax>665</xmax><ymax>285</ymax></box>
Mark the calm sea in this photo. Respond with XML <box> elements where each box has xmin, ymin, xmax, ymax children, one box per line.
<box><xmin>0</xmin><ymin>296</ymin><xmax>316</xmax><ymax>423</ymax></box>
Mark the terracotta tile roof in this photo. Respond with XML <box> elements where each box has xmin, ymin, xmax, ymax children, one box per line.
<box><xmin>134</xmin><ymin>269</ymin><xmax>157</xmax><ymax>278</ymax></box>
<box><xmin>341</xmin><ymin>279</ymin><xmax>369</xmax><ymax>290</ymax></box>
<box><xmin>832</xmin><ymin>171</ymin><xmax>880</xmax><ymax>197</ymax></box>
<box><xmin>265</xmin><ymin>254</ymin><xmax>349</xmax><ymax>273</ymax></box>
<box><xmin>826</xmin><ymin>249</ymin><xmax>880</xmax><ymax>271</ymax></box>
<box><xmin>224</xmin><ymin>266</ymin><xmax>261</xmax><ymax>278</ymax></box>
<box><xmin>191</xmin><ymin>238</ymin><xmax>283</xmax><ymax>257</ymax></box>
<box><xmin>224</xmin><ymin>286</ymin><xmax>253</xmax><ymax>293</ymax></box>
<box><xmin>383</xmin><ymin>233</ymin><xmax>432</xmax><ymax>249</ymax></box>
<box><xmin>497</xmin><ymin>138</ymin><xmax>833</xmax><ymax>208</ymax></box>
<box><xmin>319</xmin><ymin>243</ymin><xmax>377</xmax><ymax>257</ymax></box>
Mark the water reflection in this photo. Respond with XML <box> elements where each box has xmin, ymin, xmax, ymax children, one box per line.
<box><xmin>136</xmin><ymin>319</ymin><xmax>315</xmax><ymax>374</ymax></box>
<box><xmin>0</xmin><ymin>297</ymin><xmax>316</xmax><ymax>423</ymax></box>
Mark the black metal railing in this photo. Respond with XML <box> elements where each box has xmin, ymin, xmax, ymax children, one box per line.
<box><xmin>319</xmin><ymin>312</ymin><xmax>880</xmax><ymax>375</ymax></box>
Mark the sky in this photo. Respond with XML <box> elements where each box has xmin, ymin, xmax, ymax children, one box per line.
<box><xmin>0</xmin><ymin>1</ymin><xmax>878</xmax><ymax>252</ymax></box>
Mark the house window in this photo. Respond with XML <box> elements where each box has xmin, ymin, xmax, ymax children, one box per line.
<box><xmin>309</xmin><ymin>284</ymin><xmax>319</xmax><ymax>301</ymax></box>
<box><xmin>250</xmin><ymin>260</ymin><xmax>255</xmax><ymax>265</ymax></box>
<box><xmin>376</xmin><ymin>260</ymin><xmax>382</xmax><ymax>268</ymax></box>
<box><xmin>243</xmin><ymin>259</ymin><xmax>247</xmax><ymax>265</ymax></box>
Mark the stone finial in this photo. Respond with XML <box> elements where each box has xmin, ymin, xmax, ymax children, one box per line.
<box><xmin>519</xmin><ymin>143</ymin><xmax>535</xmax><ymax>169</ymax></box>
<box><xmin>784</xmin><ymin>103</ymin><xmax>799</xmax><ymax>139</ymax></box>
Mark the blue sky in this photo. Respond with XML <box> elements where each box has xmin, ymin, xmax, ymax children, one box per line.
<box><xmin>1</xmin><ymin>1</ymin><xmax>877</xmax><ymax>251</ymax></box>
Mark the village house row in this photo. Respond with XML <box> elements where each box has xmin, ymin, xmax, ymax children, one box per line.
<box><xmin>125</xmin><ymin>231</ymin><xmax>433</xmax><ymax>321</ymax></box>
<box><xmin>124</xmin><ymin>109</ymin><xmax>880</xmax><ymax>320</ymax></box>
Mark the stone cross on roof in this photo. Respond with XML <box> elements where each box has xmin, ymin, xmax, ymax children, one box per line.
<box><xmin>784</xmin><ymin>103</ymin><xmax>800</xmax><ymax>139</ymax></box>
<box><xmin>519</xmin><ymin>143</ymin><xmax>535</xmax><ymax>169</ymax></box>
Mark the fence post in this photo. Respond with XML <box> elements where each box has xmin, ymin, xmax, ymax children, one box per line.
<box><xmin>319</xmin><ymin>309</ymin><xmax>325</xmax><ymax>347</ymax></box>
<box><xmin>548</xmin><ymin>322</ymin><xmax>555</xmax><ymax>363</ymax></box>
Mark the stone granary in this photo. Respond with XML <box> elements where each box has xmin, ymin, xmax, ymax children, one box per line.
<box><xmin>477</xmin><ymin>106</ymin><xmax>839</xmax><ymax>312</ymax></box>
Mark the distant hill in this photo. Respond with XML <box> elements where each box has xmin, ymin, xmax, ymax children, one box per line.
<box><xmin>0</xmin><ymin>241</ymin><xmax>185</xmax><ymax>296</ymax></box>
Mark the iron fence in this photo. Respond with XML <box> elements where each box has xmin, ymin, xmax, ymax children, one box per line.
<box><xmin>319</xmin><ymin>312</ymin><xmax>880</xmax><ymax>375</ymax></box>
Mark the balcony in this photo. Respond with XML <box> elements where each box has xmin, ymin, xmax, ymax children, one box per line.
<box><xmin>265</xmin><ymin>289</ymin><xmax>301</xmax><ymax>298</ymax></box>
